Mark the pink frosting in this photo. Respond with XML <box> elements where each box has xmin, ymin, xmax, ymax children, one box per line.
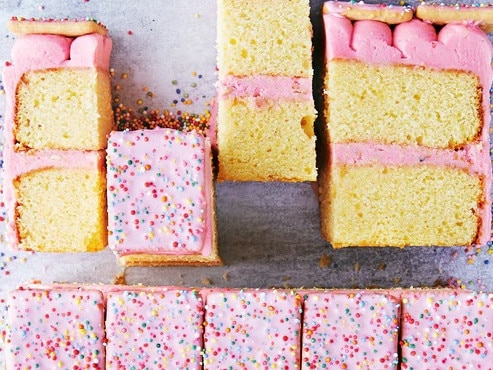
<box><xmin>105</xmin><ymin>288</ymin><xmax>204</xmax><ymax>369</ymax></box>
<box><xmin>218</xmin><ymin>75</ymin><xmax>313</xmax><ymax>101</ymax></box>
<box><xmin>106</xmin><ymin>128</ymin><xmax>214</xmax><ymax>257</ymax></box>
<box><xmin>203</xmin><ymin>289</ymin><xmax>302</xmax><ymax>369</ymax></box>
<box><xmin>6</xmin><ymin>288</ymin><xmax>106</xmax><ymax>369</ymax></box>
<box><xmin>2</xmin><ymin>32</ymin><xmax>112</xmax><ymax>249</ymax></box>
<box><xmin>330</xmin><ymin>142</ymin><xmax>490</xmax><ymax>177</ymax></box>
<box><xmin>324</xmin><ymin>14</ymin><xmax>493</xmax><ymax>245</ymax></box>
<box><xmin>401</xmin><ymin>290</ymin><xmax>493</xmax><ymax>368</ymax></box>
<box><xmin>302</xmin><ymin>290</ymin><xmax>400</xmax><ymax>369</ymax></box>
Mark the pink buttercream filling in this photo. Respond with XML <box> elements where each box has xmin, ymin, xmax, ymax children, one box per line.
<box><xmin>2</xmin><ymin>33</ymin><xmax>112</xmax><ymax>248</ymax></box>
<box><xmin>218</xmin><ymin>75</ymin><xmax>313</xmax><ymax>101</ymax></box>
<box><xmin>324</xmin><ymin>14</ymin><xmax>493</xmax><ymax>245</ymax></box>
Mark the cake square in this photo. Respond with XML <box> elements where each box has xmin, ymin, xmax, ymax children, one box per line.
<box><xmin>216</xmin><ymin>0</ymin><xmax>317</xmax><ymax>182</ymax></box>
<box><xmin>106</xmin><ymin>127</ymin><xmax>220</xmax><ymax>266</ymax></box>
<box><xmin>301</xmin><ymin>290</ymin><xmax>400</xmax><ymax>369</ymax></box>
<box><xmin>5</xmin><ymin>288</ymin><xmax>105</xmax><ymax>369</ymax></box>
<box><xmin>105</xmin><ymin>288</ymin><xmax>204</xmax><ymax>369</ymax></box>
<box><xmin>320</xmin><ymin>1</ymin><xmax>492</xmax><ymax>247</ymax></box>
<box><xmin>400</xmin><ymin>289</ymin><xmax>493</xmax><ymax>368</ymax></box>
<box><xmin>203</xmin><ymin>289</ymin><xmax>302</xmax><ymax>369</ymax></box>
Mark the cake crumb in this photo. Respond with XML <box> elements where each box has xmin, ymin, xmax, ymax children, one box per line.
<box><xmin>319</xmin><ymin>253</ymin><xmax>332</xmax><ymax>268</ymax></box>
<box><xmin>201</xmin><ymin>277</ymin><xmax>212</xmax><ymax>286</ymax></box>
<box><xmin>353</xmin><ymin>261</ymin><xmax>361</xmax><ymax>273</ymax></box>
<box><xmin>222</xmin><ymin>272</ymin><xmax>230</xmax><ymax>282</ymax></box>
<box><xmin>112</xmin><ymin>269</ymin><xmax>126</xmax><ymax>285</ymax></box>
<box><xmin>376</xmin><ymin>263</ymin><xmax>386</xmax><ymax>271</ymax></box>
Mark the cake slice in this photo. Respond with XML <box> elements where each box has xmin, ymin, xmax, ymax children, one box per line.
<box><xmin>320</xmin><ymin>2</ymin><xmax>493</xmax><ymax>247</ymax></box>
<box><xmin>202</xmin><ymin>288</ymin><xmax>302</xmax><ymax>368</ymax></box>
<box><xmin>106</xmin><ymin>127</ymin><xmax>220</xmax><ymax>266</ymax></box>
<box><xmin>105</xmin><ymin>288</ymin><xmax>204</xmax><ymax>369</ymax></box>
<box><xmin>2</xmin><ymin>18</ymin><xmax>113</xmax><ymax>252</ymax></box>
<box><xmin>5</xmin><ymin>287</ymin><xmax>106</xmax><ymax>369</ymax></box>
<box><xmin>216</xmin><ymin>0</ymin><xmax>317</xmax><ymax>182</ymax></box>
<box><xmin>301</xmin><ymin>290</ymin><xmax>400</xmax><ymax>369</ymax></box>
<box><xmin>400</xmin><ymin>289</ymin><xmax>493</xmax><ymax>368</ymax></box>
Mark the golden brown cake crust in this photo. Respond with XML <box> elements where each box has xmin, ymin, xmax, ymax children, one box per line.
<box><xmin>7</xmin><ymin>16</ymin><xmax>108</xmax><ymax>37</ymax></box>
<box><xmin>323</xmin><ymin>1</ymin><xmax>414</xmax><ymax>24</ymax></box>
<box><xmin>416</xmin><ymin>4</ymin><xmax>493</xmax><ymax>33</ymax></box>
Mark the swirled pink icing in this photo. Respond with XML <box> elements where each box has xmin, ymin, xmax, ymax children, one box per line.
<box><xmin>106</xmin><ymin>128</ymin><xmax>214</xmax><ymax>257</ymax></box>
<box><xmin>2</xmin><ymin>32</ymin><xmax>112</xmax><ymax>249</ymax></box>
<box><xmin>324</xmin><ymin>11</ymin><xmax>493</xmax><ymax>245</ymax></box>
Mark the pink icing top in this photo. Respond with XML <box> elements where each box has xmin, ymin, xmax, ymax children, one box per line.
<box><xmin>105</xmin><ymin>288</ymin><xmax>204</xmax><ymax>369</ymax></box>
<box><xmin>202</xmin><ymin>289</ymin><xmax>302</xmax><ymax>369</ymax></box>
<box><xmin>401</xmin><ymin>289</ymin><xmax>493</xmax><ymax>368</ymax></box>
<box><xmin>2</xmin><ymin>32</ymin><xmax>112</xmax><ymax>249</ymax></box>
<box><xmin>324</xmin><ymin>13</ymin><xmax>493</xmax><ymax>245</ymax></box>
<box><xmin>6</xmin><ymin>288</ymin><xmax>105</xmax><ymax>369</ymax></box>
<box><xmin>302</xmin><ymin>290</ymin><xmax>400</xmax><ymax>369</ymax></box>
<box><xmin>106</xmin><ymin>128</ymin><xmax>214</xmax><ymax>257</ymax></box>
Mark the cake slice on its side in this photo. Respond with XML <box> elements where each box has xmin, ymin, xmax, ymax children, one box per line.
<box><xmin>2</xmin><ymin>19</ymin><xmax>113</xmax><ymax>252</ymax></box>
<box><xmin>216</xmin><ymin>0</ymin><xmax>317</xmax><ymax>182</ymax></box>
<box><xmin>202</xmin><ymin>289</ymin><xmax>303</xmax><ymax>369</ymax></box>
<box><xmin>105</xmin><ymin>288</ymin><xmax>204</xmax><ymax>369</ymax></box>
<box><xmin>106</xmin><ymin>128</ymin><xmax>221</xmax><ymax>266</ymax></box>
<box><xmin>301</xmin><ymin>290</ymin><xmax>401</xmax><ymax>369</ymax></box>
<box><xmin>5</xmin><ymin>288</ymin><xmax>106</xmax><ymax>369</ymax></box>
<box><xmin>320</xmin><ymin>2</ymin><xmax>493</xmax><ymax>248</ymax></box>
<box><xmin>400</xmin><ymin>289</ymin><xmax>493</xmax><ymax>368</ymax></box>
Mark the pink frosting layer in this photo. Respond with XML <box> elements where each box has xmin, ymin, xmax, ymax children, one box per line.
<box><xmin>302</xmin><ymin>290</ymin><xmax>400</xmax><ymax>369</ymax></box>
<box><xmin>6</xmin><ymin>288</ymin><xmax>106</xmax><ymax>369</ymax></box>
<box><xmin>330</xmin><ymin>142</ymin><xmax>489</xmax><ymax>176</ymax></box>
<box><xmin>203</xmin><ymin>289</ymin><xmax>302</xmax><ymax>369</ymax></box>
<box><xmin>106</xmin><ymin>128</ymin><xmax>214</xmax><ymax>257</ymax></box>
<box><xmin>218</xmin><ymin>75</ymin><xmax>313</xmax><ymax>101</ymax></box>
<box><xmin>2</xmin><ymin>33</ymin><xmax>112</xmax><ymax>249</ymax></box>
<box><xmin>324</xmin><ymin>14</ymin><xmax>493</xmax><ymax>245</ymax></box>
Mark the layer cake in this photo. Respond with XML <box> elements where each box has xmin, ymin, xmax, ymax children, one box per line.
<box><xmin>2</xmin><ymin>18</ymin><xmax>113</xmax><ymax>252</ymax></box>
<box><xmin>320</xmin><ymin>2</ymin><xmax>493</xmax><ymax>247</ymax></box>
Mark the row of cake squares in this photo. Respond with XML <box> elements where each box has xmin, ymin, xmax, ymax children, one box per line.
<box><xmin>3</xmin><ymin>0</ymin><xmax>493</xmax><ymax>262</ymax></box>
<box><xmin>4</xmin><ymin>284</ymin><xmax>493</xmax><ymax>369</ymax></box>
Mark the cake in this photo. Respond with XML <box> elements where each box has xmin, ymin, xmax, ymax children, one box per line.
<box><xmin>5</xmin><ymin>287</ymin><xmax>106</xmax><ymax>369</ymax></box>
<box><xmin>320</xmin><ymin>2</ymin><xmax>493</xmax><ymax>248</ymax></box>
<box><xmin>2</xmin><ymin>18</ymin><xmax>113</xmax><ymax>252</ymax></box>
<box><xmin>400</xmin><ymin>289</ymin><xmax>493</xmax><ymax>368</ymax></box>
<box><xmin>105</xmin><ymin>288</ymin><xmax>204</xmax><ymax>369</ymax></box>
<box><xmin>202</xmin><ymin>288</ymin><xmax>303</xmax><ymax>369</ymax></box>
<box><xmin>301</xmin><ymin>290</ymin><xmax>401</xmax><ymax>369</ymax></box>
<box><xmin>7</xmin><ymin>284</ymin><xmax>493</xmax><ymax>368</ymax></box>
<box><xmin>215</xmin><ymin>0</ymin><xmax>317</xmax><ymax>182</ymax></box>
<box><xmin>106</xmin><ymin>127</ymin><xmax>221</xmax><ymax>266</ymax></box>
